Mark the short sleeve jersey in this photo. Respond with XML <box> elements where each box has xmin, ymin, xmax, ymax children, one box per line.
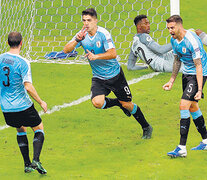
<box><xmin>171</xmin><ymin>30</ymin><xmax>207</xmax><ymax>75</ymax></box>
<box><xmin>0</xmin><ymin>52</ymin><xmax>33</xmax><ymax>112</ymax></box>
<box><xmin>71</xmin><ymin>26</ymin><xmax>120</xmax><ymax>80</ymax></box>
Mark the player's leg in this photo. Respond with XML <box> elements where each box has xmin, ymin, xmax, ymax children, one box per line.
<box><xmin>179</xmin><ymin>100</ymin><xmax>192</xmax><ymax>146</ymax></box>
<box><xmin>167</xmin><ymin>99</ymin><xmax>191</xmax><ymax>158</ymax></box>
<box><xmin>190</xmin><ymin>102</ymin><xmax>207</xmax><ymax>150</ymax></box>
<box><xmin>91</xmin><ymin>92</ymin><xmax>123</xmax><ymax>110</ymax></box>
<box><xmin>16</xmin><ymin>126</ymin><xmax>34</xmax><ymax>173</ymax></box>
<box><xmin>22</xmin><ymin>104</ymin><xmax>46</xmax><ymax>174</ymax></box>
<box><xmin>91</xmin><ymin>77</ymin><xmax>115</xmax><ymax>109</ymax></box>
<box><xmin>119</xmin><ymin>100</ymin><xmax>153</xmax><ymax>139</ymax></box>
<box><xmin>91</xmin><ymin>76</ymin><xmax>131</xmax><ymax>116</ymax></box>
<box><xmin>167</xmin><ymin>74</ymin><xmax>195</xmax><ymax>158</ymax></box>
<box><xmin>91</xmin><ymin>94</ymin><xmax>106</xmax><ymax>109</ymax></box>
<box><xmin>3</xmin><ymin>111</ymin><xmax>34</xmax><ymax>173</ymax></box>
<box><xmin>31</xmin><ymin>122</ymin><xmax>47</xmax><ymax>174</ymax></box>
<box><xmin>112</xmin><ymin>68</ymin><xmax>152</xmax><ymax>138</ymax></box>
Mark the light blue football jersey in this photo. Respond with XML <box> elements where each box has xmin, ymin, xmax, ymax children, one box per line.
<box><xmin>0</xmin><ymin>52</ymin><xmax>33</xmax><ymax>112</ymax></box>
<box><xmin>171</xmin><ymin>30</ymin><xmax>207</xmax><ymax>75</ymax></box>
<box><xmin>71</xmin><ymin>26</ymin><xmax>120</xmax><ymax>79</ymax></box>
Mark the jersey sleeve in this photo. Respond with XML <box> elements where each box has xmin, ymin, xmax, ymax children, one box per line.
<box><xmin>101</xmin><ymin>30</ymin><xmax>115</xmax><ymax>51</ymax></box>
<box><xmin>187</xmin><ymin>37</ymin><xmax>202</xmax><ymax>60</ymax></box>
<box><xmin>20</xmin><ymin>60</ymin><xmax>32</xmax><ymax>83</ymax></box>
<box><xmin>139</xmin><ymin>33</ymin><xmax>172</xmax><ymax>54</ymax></box>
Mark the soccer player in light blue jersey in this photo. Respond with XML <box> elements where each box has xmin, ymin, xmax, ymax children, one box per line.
<box><xmin>163</xmin><ymin>15</ymin><xmax>207</xmax><ymax>158</ymax></box>
<box><xmin>64</xmin><ymin>8</ymin><xmax>153</xmax><ymax>139</ymax></box>
<box><xmin>0</xmin><ymin>32</ymin><xmax>47</xmax><ymax>174</ymax></box>
<box><xmin>128</xmin><ymin>14</ymin><xmax>184</xmax><ymax>72</ymax></box>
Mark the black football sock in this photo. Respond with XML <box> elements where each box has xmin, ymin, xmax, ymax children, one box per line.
<box><xmin>131</xmin><ymin>104</ymin><xmax>149</xmax><ymax>128</ymax></box>
<box><xmin>17</xmin><ymin>132</ymin><xmax>31</xmax><ymax>166</ymax></box>
<box><xmin>179</xmin><ymin>118</ymin><xmax>190</xmax><ymax>145</ymax></box>
<box><xmin>193</xmin><ymin>115</ymin><xmax>207</xmax><ymax>139</ymax></box>
<box><xmin>102</xmin><ymin>97</ymin><xmax>121</xmax><ymax>109</ymax></box>
<box><xmin>33</xmin><ymin>130</ymin><xmax>44</xmax><ymax>162</ymax></box>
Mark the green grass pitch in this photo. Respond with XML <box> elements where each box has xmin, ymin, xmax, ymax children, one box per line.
<box><xmin>1</xmin><ymin>0</ymin><xmax>207</xmax><ymax>179</ymax></box>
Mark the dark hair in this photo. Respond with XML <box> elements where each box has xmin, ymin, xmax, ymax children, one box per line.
<box><xmin>134</xmin><ymin>15</ymin><xmax>147</xmax><ymax>26</ymax></box>
<box><xmin>82</xmin><ymin>8</ymin><xmax>97</xmax><ymax>18</ymax></box>
<box><xmin>8</xmin><ymin>32</ymin><xmax>22</xmax><ymax>47</ymax></box>
<box><xmin>166</xmin><ymin>15</ymin><xmax>183</xmax><ymax>24</ymax></box>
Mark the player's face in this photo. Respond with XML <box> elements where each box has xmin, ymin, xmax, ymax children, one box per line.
<box><xmin>167</xmin><ymin>22</ymin><xmax>180</xmax><ymax>39</ymax></box>
<box><xmin>82</xmin><ymin>15</ymin><xmax>98</xmax><ymax>34</ymax></box>
<box><xmin>139</xmin><ymin>18</ymin><xmax>150</xmax><ymax>34</ymax></box>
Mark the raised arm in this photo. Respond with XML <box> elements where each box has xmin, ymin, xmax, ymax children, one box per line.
<box><xmin>63</xmin><ymin>25</ymin><xmax>88</xmax><ymax>53</ymax></box>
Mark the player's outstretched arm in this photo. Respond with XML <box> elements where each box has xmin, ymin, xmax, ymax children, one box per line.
<box><xmin>148</xmin><ymin>41</ymin><xmax>172</xmax><ymax>54</ymax></box>
<box><xmin>163</xmin><ymin>55</ymin><xmax>181</xmax><ymax>91</ymax></box>
<box><xmin>140</xmin><ymin>34</ymin><xmax>172</xmax><ymax>54</ymax></box>
<box><xmin>24</xmin><ymin>82</ymin><xmax>47</xmax><ymax>113</ymax></box>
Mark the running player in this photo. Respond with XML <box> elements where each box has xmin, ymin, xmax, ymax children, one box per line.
<box><xmin>63</xmin><ymin>8</ymin><xmax>153</xmax><ymax>139</ymax></box>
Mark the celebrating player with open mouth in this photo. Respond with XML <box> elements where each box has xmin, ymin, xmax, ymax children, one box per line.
<box><xmin>163</xmin><ymin>15</ymin><xmax>207</xmax><ymax>158</ymax></box>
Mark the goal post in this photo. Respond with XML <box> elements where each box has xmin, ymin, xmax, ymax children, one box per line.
<box><xmin>0</xmin><ymin>0</ymin><xmax>180</xmax><ymax>63</ymax></box>
<box><xmin>170</xmin><ymin>0</ymin><xmax>180</xmax><ymax>16</ymax></box>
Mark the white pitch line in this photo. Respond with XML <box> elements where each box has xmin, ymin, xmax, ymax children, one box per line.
<box><xmin>0</xmin><ymin>72</ymin><xmax>161</xmax><ymax>131</ymax></box>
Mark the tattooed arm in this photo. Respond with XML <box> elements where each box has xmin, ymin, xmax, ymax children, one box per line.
<box><xmin>194</xmin><ymin>58</ymin><xmax>203</xmax><ymax>100</ymax></box>
<box><xmin>163</xmin><ymin>55</ymin><xmax>181</xmax><ymax>90</ymax></box>
<box><xmin>170</xmin><ymin>55</ymin><xmax>182</xmax><ymax>83</ymax></box>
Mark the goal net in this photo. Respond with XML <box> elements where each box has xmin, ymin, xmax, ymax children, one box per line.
<box><xmin>0</xmin><ymin>0</ymin><xmax>178</xmax><ymax>63</ymax></box>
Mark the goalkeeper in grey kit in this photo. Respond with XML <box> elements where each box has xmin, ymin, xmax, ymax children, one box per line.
<box><xmin>128</xmin><ymin>14</ymin><xmax>183</xmax><ymax>72</ymax></box>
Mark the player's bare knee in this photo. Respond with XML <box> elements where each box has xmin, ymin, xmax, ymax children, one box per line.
<box><xmin>16</xmin><ymin>126</ymin><xmax>27</xmax><ymax>132</ymax></box>
<box><xmin>91</xmin><ymin>99</ymin><xmax>104</xmax><ymax>109</ymax></box>
<box><xmin>120</xmin><ymin>101</ymin><xmax>133</xmax><ymax>110</ymax></box>
<box><xmin>189</xmin><ymin>104</ymin><xmax>199</xmax><ymax>112</ymax></box>
<box><xmin>32</xmin><ymin>122</ymin><xmax>44</xmax><ymax>132</ymax></box>
<box><xmin>179</xmin><ymin>104</ymin><xmax>189</xmax><ymax>110</ymax></box>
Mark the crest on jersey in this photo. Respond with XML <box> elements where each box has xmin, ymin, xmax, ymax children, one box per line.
<box><xmin>96</xmin><ymin>41</ymin><xmax>101</xmax><ymax>48</ymax></box>
<box><xmin>182</xmin><ymin>47</ymin><xmax>186</xmax><ymax>53</ymax></box>
<box><xmin>146</xmin><ymin>36</ymin><xmax>152</xmax><ymax>42</ymax></box>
